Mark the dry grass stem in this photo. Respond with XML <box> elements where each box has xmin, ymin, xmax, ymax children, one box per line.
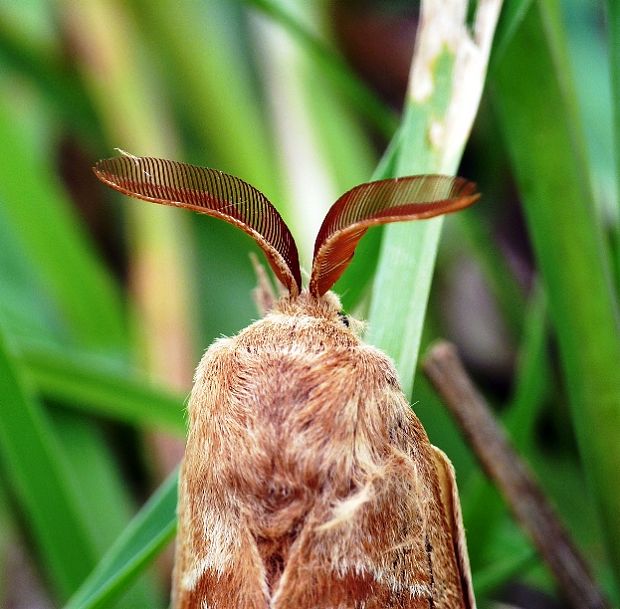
<box><xmin>423</xmin><ymin>341</ymin><xmax>610</xmax><ymax>609</ymax></box>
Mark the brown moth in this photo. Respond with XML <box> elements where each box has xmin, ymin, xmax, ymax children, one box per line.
<box><xmin>94</xmin><ymin>155</ymin><xmax>480</xmax><ymax>609</ymax></box>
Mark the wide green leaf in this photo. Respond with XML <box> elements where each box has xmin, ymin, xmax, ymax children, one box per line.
<box><xmin>367</xmin><ymin>45</ymin><xmax>477</xmax><ymax>395</ymax></box>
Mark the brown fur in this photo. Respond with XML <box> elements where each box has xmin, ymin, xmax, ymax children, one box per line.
<box><xmin>171</xmin><ymin>291</ymin><xmax>475</xmax><ymax>609</ymax></box>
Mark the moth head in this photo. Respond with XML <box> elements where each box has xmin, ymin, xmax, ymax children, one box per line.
<box><xmin>94</xmin><ymin>154</ymin><xmax>479</xmax><ymax>305</ymax></box>
<box><xmin>268</xmin><ymin>289</ymin><xmax>363</xmax><ymax>335</ymax></box>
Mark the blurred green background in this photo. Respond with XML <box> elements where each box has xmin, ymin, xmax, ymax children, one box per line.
<box><xmin>0</xmin><ymin>1</ymin><xmax>619</xmax><ymax>608</ymax></box>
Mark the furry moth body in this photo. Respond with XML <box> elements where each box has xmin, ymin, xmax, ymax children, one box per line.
<box><xmin>94</xmin><ymin>155</ymin><xmax>480</xmax><ymax>609</ymax></box>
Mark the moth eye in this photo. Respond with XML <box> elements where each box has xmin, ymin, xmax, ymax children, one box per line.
<box><xmin>337</xmin><ymin>311</ymin><xmax>350</xmax><ymax>327</ymax></box>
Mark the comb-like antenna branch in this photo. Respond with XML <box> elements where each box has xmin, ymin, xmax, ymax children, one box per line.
<box><xmin>309</xmin><ymin>175</ymin><xmax>479</xmax><ymax>296</ymax></box>
<box><xmin>94</xmin><ymin>155</ymin><xmax>302</xmax><ymax>295</ymax></box>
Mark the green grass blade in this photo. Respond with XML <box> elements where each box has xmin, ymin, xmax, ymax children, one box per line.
<box><xmin>365</xmin><ymin>0</ymin><xmax>501</xmax><ymax>391</ymax></box>
<box><xmin>490</xmin><ymin>0</ymin><xmax>534</xmax><ymax>69</ymax></box>
<box><xmin>0</xmin><ymin>322</ymin><xmax>97</xmax><ymax>600</ymax></box>
<box><xmin>503</xmin><ymin>285</ymin><xmax>550</xmax><ymax>450</ymax></box>
<box><xmin>367</xmin><ymin>215</ymin><xmax>445</xmax><ymax>397</ymax></box>
<box><xmin>473</xmin><ymin>546</ymin><xmax>537</xmax><ymax>596</ymax></box>
<box><xmin>126</xmin><ymin>0</ymin><xmax>283</xmax><ymax>202</ymax></box>
<box><xmin>52</xmin><ymin>411</ymin><xmax>164</xmax><ymax>609</ymax></box>
<box><xmin>20</xmin><ymin>340</ymin><xmax>185</xmax><ymax>433</ymax></box>
<box><xmin>0</xmin><ymin>200</ymin><xmax>67</xmax><ymax>343</ymax></box>
<box><xmin>607</xmin><ymin>0</ymin><xmax>620</xmax><ymax>287</ymax></box>
<box><xmin>0</xmin><ymin>98</ymin><xmax>125</xmax><ymax>349</ymax></box>
<box><xmin>0</xmin><ymin>14</ymin><xmax>102</xmax><ymax>145</ymax></box>
<box><xmin>246</xmin><ymin>0</ymin><xmax>398</xmax><ymax>138</ymax></box>
<box><xmin>365</xmin><ymin>49</ymin><xmax>464</xmax><ymax>394</ymax></box>
<box><xmin>1</xmin><ymin>42</ymin><xmax>162</xmax><ymax>606</ymax></box>
<box><xmin>493</xmin><ymin>0</ymin><xmax>620</xmax><ymax>585</ymax></box>
<box><xmin>64</xmin><ymin>470</ymin><xmax>178</xmax><ymax>609</ymax></box>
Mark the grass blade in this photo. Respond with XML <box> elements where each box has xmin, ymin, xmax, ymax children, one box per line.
<box><xmin>493</xmin><ymin>0</ymin><xmax>620</xmax><ymax>585</ymax></box>
<box><xmin>246</xmin><ymin>0</ymin><xmax>398</xmax><ymax>138</ymax></box>
<box><xmin>490</xmin><ymin>0</ymin><xmax>534</xmax><ymax>69</ymax></box>
<box><xmin>0</xmin><ymin>71</ymin><xmax>164</xmax><ymax>605</ymax></box>
<box><xmin>367</xmin><ymin>1</ymin><xmax>501</xmax><ymax>395</ymax></box>
<box><xmin>20</xmin><ymin>340</ymin><xmax>185</xmax><ymax>433</ymax></box>
<box><xmin>607</xmin><ymin>0</ymin><xmax>620</xmax><ymax>287</ymax></box>
<box><xmin>52</xmin><ymin>411</ymin><xmax>164</xmax><ymax>608</ymax></box>
<box><xmin>0</xmin><ymin>98</ymin><xmax>125</xmax><ymax>349</ymax></box>
<box><xmin>0</xmin><ymin>13</ymin><xmax>102</xmax><ymax>145</ymax></box>
<box><xmin>64</xmin><ymin>470</ymin><xmax>177</xmax><ymax>609</ymax></box>
<box><xmin>0</xmin><ymin>322</ymin><xmax>97</xmax><ymax>599</ymax></box>
<box><xmin>473</xmin><ymin>545</ymin><xmax>537</xmax><ymax>596</ymax></box>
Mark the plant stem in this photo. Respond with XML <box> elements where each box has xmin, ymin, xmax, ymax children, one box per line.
<box><xmin>423</xmin><ymin>341</ymin><xmax>610</xmax><ymax>609</ymax></box>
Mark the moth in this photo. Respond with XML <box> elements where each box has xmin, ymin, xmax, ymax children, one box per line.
<box><xmin>94</xmin><ymin>155</ymin><xmax>480</xmax><ymax>609</ymax></box>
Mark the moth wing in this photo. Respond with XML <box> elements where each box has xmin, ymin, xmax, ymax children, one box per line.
<box><xmin>431</xmin><ymin>446</ymin><xmax>477</xmax><ymax>609</ymax></box>
<box><xmin>271</xmin><ymin>454</ymin><xmax>434</xmax><ymax>609</ymax></box>
<box><xmin>171</xmin><ymin>341</ymin><xmax>269</xmax><ymax>609</ymax></box>
<box><xmin>172</xmin><ymin>483</ymin><xmax>270</xmax><ymax>608</ymax></box>
<box><xmin>171</xmin><ymin>510</ymin><xmax>268</xmax><ymax>609</ymax></box>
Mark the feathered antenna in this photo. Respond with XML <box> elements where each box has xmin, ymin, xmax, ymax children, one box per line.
<box><xmin>94</xmin><ymin>154</ymin><xmax>302</xmax><ymax>295</ymax></box>
<box><xmin>310</xmin><ymin>175</ymin><xmax>480</xmax><ymax>296</ymax></box>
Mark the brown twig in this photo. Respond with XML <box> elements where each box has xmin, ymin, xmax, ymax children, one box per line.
<box><xmin>422</xmin><ymin>340</ymin><xmax>610</xmax><ymax>609</ymax></box>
